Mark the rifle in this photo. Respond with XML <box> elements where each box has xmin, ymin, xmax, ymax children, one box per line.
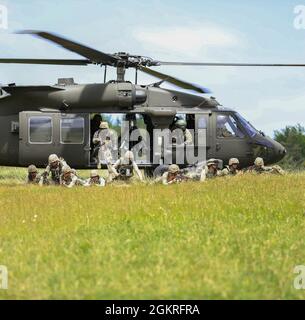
<box><xmin>168</xmin><ymin>170</ymin><xmax>191</xmax><ymax>183</ymax></box>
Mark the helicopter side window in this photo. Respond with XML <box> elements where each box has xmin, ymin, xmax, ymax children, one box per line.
<box><xmin>29</xmin><ymin>116</ymin><xmax>52</xmax><ymax>144</ymax></box>
<box><xmin>216</xmin><ymin>114</ymin><xmax>244</xmax><ymax>139</ymax></box>
<box><xmin>60</xmin><ymin>117</ymin><xmax>84</xmax><ymax>144</ymax></box>
<box><xmin>198</xmin><ymin>116</ymin><xmax>207</xmax><ymax>129</ymax></box>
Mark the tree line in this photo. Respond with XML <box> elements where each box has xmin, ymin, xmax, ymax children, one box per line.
<box><xmin>274</xmin><ymin>124</ymin><xmax>305</xmax><ymax>170</ymax></box>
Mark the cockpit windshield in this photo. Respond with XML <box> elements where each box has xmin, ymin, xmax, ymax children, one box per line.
<box><xmin>235</xmin><ymin>113</ymin><xmax>258</xmax><ymax>138</ymax></box>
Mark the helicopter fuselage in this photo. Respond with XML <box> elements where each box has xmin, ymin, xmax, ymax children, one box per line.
<box><xmin>0</xmin><ymin>81</ymin><xmax>286</xmax><ymax>170</ymax></box>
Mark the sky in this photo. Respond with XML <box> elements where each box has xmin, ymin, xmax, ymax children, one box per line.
<box><xmin>0</xmin><ymin>0</ymin><xmax>305</xmax><ymax>136</ymax></box>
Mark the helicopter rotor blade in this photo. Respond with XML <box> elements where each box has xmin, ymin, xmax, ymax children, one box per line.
<box><xmin>17</xmin><ymin>30</ymin><xmax>120</xmax><ymax>66</ymax></box>
<box><xmin>139</xmin><ymin>66</ymin><xmax>211</xmax><ymax>94</ymax></box>
<box><xmin>0</xmin><ymin>58</ymin><xmax>91</xmax><ymax>65</ymax></box>
<box><xmin>159</xmin><ymin>62</ymin><xmax>305</xmax><ymax>67</ymax></box>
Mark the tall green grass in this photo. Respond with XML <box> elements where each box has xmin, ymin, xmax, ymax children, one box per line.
<box><xmin>0</xmin><ymin>167</ymin><xmax>304</xmax><ymax>299</ymax></box>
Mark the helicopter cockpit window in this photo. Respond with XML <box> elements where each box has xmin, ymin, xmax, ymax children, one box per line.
<box><xmin>216</xmin><ymin>114</ymin><xmax>245</xmax><ymax>138</ymax></box>
<box><xmin>29</xmin><ymin>116</ymin><xmax>52</xmax><ymax>144</ymax></box>
<box><xmin>60</xmin><ymin>117</ymin><xmax>84</xmax><ymax>144</ymax></box>
<box><xmin>235</xmin><ymin>113</ymin><xmax>258</xmax><ymax>138</ymax></box>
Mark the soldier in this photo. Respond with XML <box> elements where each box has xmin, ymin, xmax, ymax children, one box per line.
<box><xmin>201</xmin><ymin>159</ymin><xmax>221</xmax><ymax>181</ymax></box>
<box><xmin>161</xmin><ymin>164</ymin><xmax>189</xmax><ymax>185</ymax></box>
<box><xmin>92</xmin><ymin>121</ymin><xmax>117</xmax><ymax>169</ymax></box>
<box><xmin>85</xmin><ymin>170</ymin><xmax>106</xmax><ymax>187</ymax></box>
<box><xmin>246</xmin><ymin>157</ymin><xmax>285</xmax><ymax>175</ymax></box>
<box><xmin>107</xmin><ymin>150</ymin><xmax>143</xmax><ymax>183</ymax></box>
<box><xmin>60</xmin><ymin>165</ymin><xmax>86</xmax><ymax>188</ymax></box>
<box><xmin>221</xmin><ymin>158</ymin><xmax>242</xmax><ymax>176</ymax></box>
<box><xmin>171</xmin><ymin>118</ymin><xmax>193</xmax><ymax>146</ymax></box>
<box><xmin>26</xmin><ymin>165</ymin><xmax>41</xmax><ymax>185</ymax></box>
<box><xmin>90</xmin><ymin>114</ymin><xmax>103</xmax><ymax>161</ymax></box>
<box><xmin>40</xmin><ymin>154</ymin><xmax>67</xmax><ymax>185</ymax></box>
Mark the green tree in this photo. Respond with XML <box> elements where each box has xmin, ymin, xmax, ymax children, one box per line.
<box><xmin>274</xmin><ymin>124</ymin><xmax>305</xmax><ymax>170</ymax></box>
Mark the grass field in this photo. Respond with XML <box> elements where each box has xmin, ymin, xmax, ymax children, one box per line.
<box><xmin>0</xmin><ymin>167</ymin><xmax>305</xmax><ymax>300</ymax></box>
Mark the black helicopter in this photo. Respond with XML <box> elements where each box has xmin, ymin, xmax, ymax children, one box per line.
<box><xmin>0</xmin><ymin>30</ymin><xmax>294</xmax><ymax>174</ymax></box>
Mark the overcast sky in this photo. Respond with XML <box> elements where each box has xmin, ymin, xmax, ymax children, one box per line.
<box><xmin>1</xmin><ymin>0</ymin><xmax>305</xmax><ymax>136</ymax></box>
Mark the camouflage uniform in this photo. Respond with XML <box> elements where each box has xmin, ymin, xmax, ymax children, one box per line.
<box><xmin>171</xmin><ymin>119</ymin><xmax>193</xmax><ymax>146</ymax></box>
<box><xmin>221</xmin><ymin>158</ymin><xmax>241</xmax><ymax>176</ymax></box>
<box><xmin>41</xmin><ymin>154</ymin><xmax>67</xmax><ymax>185</ymax></box>
<box><xmin>246</xmin><ymin>157</ymin><xmax>285</xmax><ymax>175</ymax></box>
<box><xmin>201</xmin><ymin>159</ymin><xmax>221</xmax><ymax>181</ymax></box>
<box><xmin>161</xmin><ymin>164</ymin><xmax>189</xmax><ymax>185</ymax></box>
<box><xmin>26</xmin><ymin>165</ymin><xmax>41</xmax><ymax>185</ymax></box>
<box><xmin>92</xmin><ymin>122</ymin><xmax>117</xmax><ymax>169</ymax></box>
<box><xmin>107</xmin><ymin>151</ymin><xmax>143</xmax><ymax>183</ymax></box>
<box><xmin>85</xmin><ymin>170</ymin><xmax>106</xmax><ymax>187</ymax></box>
<box><xmin>60</xmin><ymin>166</ymin><xmax>86</xmax><ymax>188</ymax></box>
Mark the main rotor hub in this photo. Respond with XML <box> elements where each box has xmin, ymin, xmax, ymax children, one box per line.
<box><xmin>113</xmin><ymin>53</ymin><xmax>160</xmax><ymax>68</ymax></box>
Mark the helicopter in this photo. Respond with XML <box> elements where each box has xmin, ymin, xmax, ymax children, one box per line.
<box><xmin>0</xmin><ymin>30</ymin><xmax>294</xmax><ymax>175</ymax></box>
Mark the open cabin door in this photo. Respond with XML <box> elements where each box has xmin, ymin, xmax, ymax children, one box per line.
<box><xmin>19</xmin><ymin>112</ymin><xmax>90</xmax><ymax>168</ymax></box>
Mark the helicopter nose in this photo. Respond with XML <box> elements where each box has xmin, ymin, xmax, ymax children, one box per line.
<box><xmin>272</xmin><ymin>141</ymin><xmax>286</xmax><ymax>162</ymax></box>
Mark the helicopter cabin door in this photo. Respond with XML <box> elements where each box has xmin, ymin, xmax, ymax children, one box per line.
<box><xmin>212</xmin><ymin>112</ymin><xmax>251</xmax><ymax>167</ymax></box>
<box><xmin>19</xmin><ymin>112</ymin><xmax>90</xmax><ymax>168</ymax></box>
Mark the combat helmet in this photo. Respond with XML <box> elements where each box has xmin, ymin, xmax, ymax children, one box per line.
<box><xmin>100</xmin><ymin>121</ymin><xmax>109</xmax><ymax>129</ymax></box>
<box><xmin>207</xmin><ymin>159</ymin><xmax>217</xmax><ymax>167</ymax></box>
<box><xmin>28</xmin><ymin>165</ymin><xmax>38</xmax><ymax>173</ymax></box>
<box><xmin>174</xmin><ymin>119</ymin><xmax>187</xmax><ymax>131</ymax></box>
<box><xmin>169</xmin><ymin>164</ymin><xmax>180</xmax><ymax>174</ymax></box>
<box><xmin>62</xmin><ymin>165</ymin><xmax>73</xmax><ymax>175</ymax></box>
<box><xmin>254</xmin><ymin>157</ymin><xmax>264</xmax><ymax>167</ymax></box>
<box><xmin>48</xmin><ymin>154</ymin><xmax>59</xmax><ymax>164</ymax></box>
<box><xmin>229</xmin><ymin>158</ymin><xmax>240</xmax><ymax>166</ymax></box>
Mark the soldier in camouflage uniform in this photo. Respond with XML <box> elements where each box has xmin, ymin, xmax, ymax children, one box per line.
<box><xmin>162</xmin><ymin>164</ymin><xmax>179</xmax><ymax>185</ymax></box>
<box><xmin>246</xmin><ymin>157</ymin><xmax>285</xmax><ymax>175</ymax></box>
<box><xmin>161</xmin><ymin>164</ymin><xmax>190</xmax><ymax>185</ymax></box>
<box><xmin>84</xmin><ymin>170</ymin><xmax>106</xmax><ymax>187</ymax></box>
<box><xmin>60</xmin><ymin>165</ymin><xmax>86</xmax><ymax>188</ymax></box>
<box><xmin>26</xmin><ymin>165</ymin><xmax>41</xmax><ymax>185</ymax></box>
<box><xmin>171</xmin><ymin>118</ymin><xmax>193</xmax><ymax>146</ymax></box>
<box><xmin>41</xmin><ymin>154</ymin><xmax>67</xmax><ymax>185</ymax></box>
<box><xmin>221</xmin><ymin>158</ymin><xmax>242</xmax><ymax>176</ymax></box>
<box><xmin>201</xmin><ymin>159</ymin><xmax>221</xmax><ymax>181</ymax></box>
<box><xmin>92</xmin><ymin>121</ymin><xmax>117</xmax><ymax>169</ymax></box>
<box><xmin>107</xmin><ymin>150</ymin><xmax>143</xmax><ymax>183</ymax></box>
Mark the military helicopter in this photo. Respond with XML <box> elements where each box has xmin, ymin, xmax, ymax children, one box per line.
<box><xmin>0</xmin><ymin>30</ymin><xmax>294</xmax><ymax>174</ymax></box>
